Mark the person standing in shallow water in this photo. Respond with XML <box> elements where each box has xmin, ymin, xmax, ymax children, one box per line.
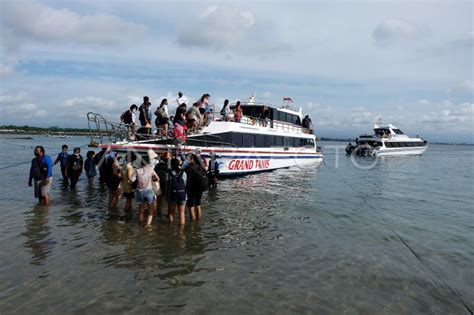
<box><xmin>184</xmin><ymin>153</ymin><xmax>207</xmax><ymax>221</ymax></box>
<box><xmin>154</xmin><ymin>151</ymin><xmax>171</xmax><ymax>220</ymax></box>
<box><xmin>28</xmin><ymin>146</ymin><xmax>53</xmax><ymax>205</ymax></box>
<box><xmin>122</xmin><ymin>152</ymin><xmax>137</xmax><ymax>212</ymax></box>
<box><xmin>167</xmin><ymin>157</ymin><xmax>187</xmax><ymax>225</ymax></box>
<box><xmin>66</xmin><ymin>147</ymin><xmax>83</xmax><ymax>189</ymax></box>
<box><xmin>84</xmin><ymin>151</ymin><xmax>97</xmax><ymax>185</ymax></box>
<box><xmin>53</xmin><ymin>144</ymin><xmax>70</xmax><ymax>185</ymax></box>
<box><xmin>105</xmin><ymin>152</ymin><xmax>122</xmax><ymax>209</ymax></box>
<box><xmin>135</xmin><ymin>156</ymin><xmax>159</xmax><ymax>227</ymax></box>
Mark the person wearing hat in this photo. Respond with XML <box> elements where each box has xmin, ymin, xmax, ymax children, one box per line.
<box><xmin>66</xmin><ymin>147</ymin><xmax>84</xmax><ymax>188</ymax></box>
<box><xmin>147</xmin><ymin>149</ymin><xmax>159</xmax><ymax>168</ymax></box>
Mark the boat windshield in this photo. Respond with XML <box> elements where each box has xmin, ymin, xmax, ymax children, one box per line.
<box><xmin>392</xmin><ymin>128</ymin><xmax>404</xmax><ymax>135</ymax></box>
<box><xmin>374</xmin><ymin>128</ymin><xmax>390</xmax><ymax>136</ymax></box>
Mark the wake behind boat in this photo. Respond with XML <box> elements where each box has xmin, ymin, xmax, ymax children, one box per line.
<box><xmin>88</xmin><ymin>97</ymin><xmax>323</xmax><ymax>176</ymax></box>
<box><xmin>346</xmin><ymin>120</ymin><xmax>428</xmax><ymax>157</ymax></box>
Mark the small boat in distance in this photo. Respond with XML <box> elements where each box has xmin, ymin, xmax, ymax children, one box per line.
<box><xmin>346</xmin><ymin>120</ymin><xmax>428</xmax><ymax>157</ymax></box>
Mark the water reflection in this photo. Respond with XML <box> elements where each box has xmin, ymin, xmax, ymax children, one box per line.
<box><xmin>99</xmin><ymin>218</ymin><xmax>207</xmax><ymax>289</ymax></box>
<box><xmin>22</xmin><ymin>205</ymin><xmax>55</xmax><ymax>265</ymax></box>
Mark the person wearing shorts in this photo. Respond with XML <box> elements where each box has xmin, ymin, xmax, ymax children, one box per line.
<box><xmin>185</xmin><ymin>153</ymin><xmax>205</xmax><ymax>221</ymax></box>
<box><xmin>167</xmin><ymin>158</ymin><xmax>187</xmax><ymax>225</ymax></box>
<box><xmin>135</xmin><ymin>157</ymin><xmax>159</xmax><ymax>227</ymax></box>
<box><xmin>122</xmin><ymin>152</ymin><xmax>136</xmax><ymax>212</ymax></box>
<box><xmin>28</xmin><ymin>146</ymin><xmax>53</xmax><ymax>205</ymax></box>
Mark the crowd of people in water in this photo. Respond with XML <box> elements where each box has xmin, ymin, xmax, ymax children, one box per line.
<box><xmin>29</xmin><ymin>143</ymin><xmax>219</xmax><ymax>228</ymax></box>
<box><xmin>28</xmin><ymin>91</ymin><xmax>314</xmax><ymax>226</ymax></box>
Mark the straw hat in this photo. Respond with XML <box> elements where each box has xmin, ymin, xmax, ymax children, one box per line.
<box><xmin>147</xmin><ymin>149</ymin><xmax>158</xmax><ymax>160</ymax></box>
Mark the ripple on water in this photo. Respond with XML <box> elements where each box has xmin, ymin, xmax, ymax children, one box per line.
<box><xmin>0</xmin><ymin>140</ymin><xmax>473</xmax><ymax>313</ymax></box>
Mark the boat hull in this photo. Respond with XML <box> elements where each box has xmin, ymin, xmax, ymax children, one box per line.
<box><xmin>374</xmin><ymin>145</ymin><xmax>428</xmax><ymax>157</ymax></box>
<box><xmin>101</xmin><ymin>143</ymin><xmax>323</xmax><ymax>176</ymax></box>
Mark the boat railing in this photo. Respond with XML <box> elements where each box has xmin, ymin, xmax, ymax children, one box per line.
<box><xmin>236</xmin><ymin>115</ymin><xmax>309</xmax><ymax>134</ymax></box>
<box><xmin>87</xmin><ymin>112</ymin><xmax>156</xmax><ymax>145</ymax></box>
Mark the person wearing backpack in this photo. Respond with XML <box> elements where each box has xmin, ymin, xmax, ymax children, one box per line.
<box><xmin>28</xmin><ymin>145</ymin><xmax>53</xmax><ymax>205</ymax></box>
<box><xmin>154</xmin><ymin>151</ymin><xmax>171</xmax><ymax>221</ymax></box>
<box><xmin>167</xmin><ymin>157</ymin><xmax>187</xmax><ymax>225</ymax></box>
<box><xmin>65</xmin><ymin>147</ymin><xmax>83</xmax><ymax>189</ymax></box>
<box><xmin>121</xmin><ymin>104</ymin><xmax>138</xmax><ymax>139</ymax></box>
<box><xmin>184</xmin><ymin>153</ymin><xmax>208</xmax><ymax>221</ymax></box>
<box><xmin>155</xmin><ymin>98</ymin><xmax>169</xmax><ymax>138</ymax></box>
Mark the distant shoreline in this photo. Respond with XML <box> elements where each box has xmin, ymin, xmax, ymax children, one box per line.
<box><xmin>0</xmin><ymin>125</ymin><xmax>92</xmax><ymax>136</ymax></box>
<box><xmin>0</xmin><ymin>125</ymin><xmax>472</xmax><ymax>146</ymax></box>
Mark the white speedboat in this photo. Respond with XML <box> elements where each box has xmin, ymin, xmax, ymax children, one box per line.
<box><xmin>88</xmin><ymin>99</ymin><xmax>323</xmax><ymax>176</ymax></box>
<box><xmin>347</xmin><ymin>121</ymin><xmax>428</xmax><ymax>157</ymax></box>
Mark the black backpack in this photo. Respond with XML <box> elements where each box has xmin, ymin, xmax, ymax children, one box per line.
<box><xmin>31</xmin><ymin>157</ymin><xmax>47</xmax><ymax>180</ymax></box>
<box><xmin>168</xmin><ymin>171</ymin><xmax>186</xmax><ymax>200</ymax></box>
<box><xmin>190</xmin><ymin>164</ymin><xmax>209</xmax><ymax>191</ymax></box>
<box><xmin>121</xmin><ymin>110</ymin><xmax>133</xmax><ymax>124</ymax></box>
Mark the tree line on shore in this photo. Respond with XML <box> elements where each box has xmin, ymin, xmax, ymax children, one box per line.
<box><xmin>0</xmin><ymin>125</ymin><xmax>90</xmax><ymax>134</ymax></box>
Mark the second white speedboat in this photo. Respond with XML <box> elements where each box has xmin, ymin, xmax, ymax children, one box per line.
<box><xmin>347</xmin><ymin>121</ymin><xmax>428</xmax><ymax>157</ymax></box>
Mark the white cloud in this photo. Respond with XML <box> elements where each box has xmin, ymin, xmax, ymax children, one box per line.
<box><xmin>0</xmin><ymin>91</ymin><xmax>28</xmax><ymax>104</ymax></box>
<box><xmin>449</xmin><ymin>31</ymin><xmax>474</xmax><ymax>48</ymax></box>
<box><xmin>420</xmin><ymin>102</ymin><xmax>474</xmax><ymax>130</ymax></box>
<box><xmin>0</xmin><ymin>0</ymin><xmax>146</xmax><ymax>76</ymax></box>
<box><xmin>373</xmin><ymin>18</ymin><xmax>427</xmax><ymax>45</ymax></box>
<box><xmin>1</xmin><ymin>0</ymin><xmax>145</xmax><ymax>46</ymax></box>
<box><xmin>450</xmin><ymin>80</ymin><xmax>474</xmax><ymax>94</ymax></box>
<box><xmin>0</xmin><ymin>91</ymin><xmax>43</xmax><ymax>120</ymax></box>
<box><xmin>177</xmin><ymin>5</ymin><xmax>291</xmax><ymax>56</ymax></box>
<box><xmin>178</xmin><ymin>5</ymin><xmax>255</xmax><ymax>49</ymax></box>
<box><xmin>417</xmin><ymin>99</ymin><xmax>431</xmax><ymax>106</ymax></box>
<box><xmin>63</xmin><ymin>96</ymin><xmax>117</xmax><ymax>115</ymax></box>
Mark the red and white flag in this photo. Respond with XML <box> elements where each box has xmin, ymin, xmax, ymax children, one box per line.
<box><xmin>283</xmin><ymin>97</ymin><xmax>293</xmax><ymax>102</ymax></box>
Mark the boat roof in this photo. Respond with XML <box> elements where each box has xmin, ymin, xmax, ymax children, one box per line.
<box><xmin>233</xmin><ymin>101</ymin><xmax>303</xmax><ymax>118</ymax></box>
<box><xmin>373</xmin><ymin>123</ymin><xmax>398</xmax><ymax>129</ymax></box>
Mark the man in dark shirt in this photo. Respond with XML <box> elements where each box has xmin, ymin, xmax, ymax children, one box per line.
<box><xmin>28</xmin><ymin>146</ymin><xmax>53</xmax><ymax>205</ymax></box>
<box><xmin>54</xmin><ymin>144</ymin><xmax>70</xmax><ymax>184</ymax></box>
<box><xmin>138</xmin><ymin>96</ymin><xmax>152</xmax><ymax>127</ymax></box>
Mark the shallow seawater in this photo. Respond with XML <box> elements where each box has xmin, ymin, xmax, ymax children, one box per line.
<box><xmin>0</xmin><ymin>136</ymin><xmax>473</xmax><ymax>314</ymax></box>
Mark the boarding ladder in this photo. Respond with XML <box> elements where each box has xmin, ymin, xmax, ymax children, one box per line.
<box><xmin>87</xmin><ymin>112</ymin><xmax>130</xmax><ymax>146</ymax></box>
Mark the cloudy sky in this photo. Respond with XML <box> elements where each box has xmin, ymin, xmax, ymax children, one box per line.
<box><xmin>0</xmin><ymin>0</ymin><xmax>473</xmax><ymax>142</ymax></box>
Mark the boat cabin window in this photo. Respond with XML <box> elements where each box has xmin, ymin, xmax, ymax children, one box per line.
<box><xmin>177</xmin><ymin>132</ymin><xmax>316</xmax><ymax>148</ymax></box>
<box><xmin>385</xmin><ymin>141</ymin><xmax>425</xmax><ymax>147</ymax></box>
<box><xmin>374</xmin><ymin>128</ymin><xmax>390</xmax><ymax>136</ymax></box>
<box><xmin>392</xmin><ymin>129</ymin><xmax>404</xmax><ymax>135</ymax></box>
<box><xmin>359</xmin><ymin>140</ymin><xmax>381</xmax><ymax>146</ymax></box>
